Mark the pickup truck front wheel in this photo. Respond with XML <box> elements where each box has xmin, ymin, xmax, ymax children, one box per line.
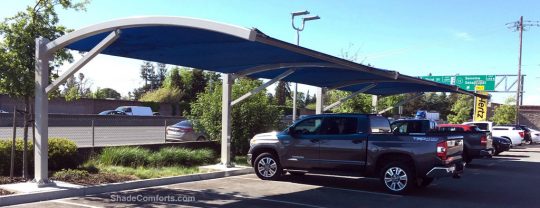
<box><xmin>381</xmin><ymin>162</ymin><xmax>415</xmax><ymax>194</ymax></box>
<box><xmin>254</xmin><ymin>153</ymin><xmax>283</xmax><ymax>180</ymax></box>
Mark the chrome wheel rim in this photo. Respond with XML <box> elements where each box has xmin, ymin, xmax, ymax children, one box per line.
<box><xmin>257</xmin><ymin>157</ymin><xmax>277</xmax><ymax>178</ymax></box>
<box><xmin>384</xmin><ymin>167</ymin><xmax>408</xmax><ymax>191</ymax></box>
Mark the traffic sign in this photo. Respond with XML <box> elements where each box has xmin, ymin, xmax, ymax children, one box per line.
<box><xmin>420</xmin><ymin>75</ymin><xmax>496</xmax><ymax>91</ymax></box>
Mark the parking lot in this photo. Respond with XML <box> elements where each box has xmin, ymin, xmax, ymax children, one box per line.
<box><xmin>8</xmin><ymin>145</ymin><xmax>540</xmax><ymax>208</ymax></box>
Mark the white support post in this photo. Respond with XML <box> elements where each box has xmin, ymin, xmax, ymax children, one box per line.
<box><xmin>231</xmin><ymin>69</ymin><xmax>295</xmax><ymax>106</ymax></box>
<box><xmin>316</xmin><ymin>87</ymin><xmax>325</xmax><ymax>114</ymax></box>
<box><xmin>324</xmin><ymin>84</ymin><xmax>377</xmax><ymax>111</ymax></box>
<box><xmin>34</xmin><ymin>37</ymin><xmax>52</xmax><ymax>187</ymax></box>
<box><xmin>221</xmin><ymin>73</ymin><xmax>233</xmax><ymax>167</ymax></box>
<box><xmin>45</xmin><ymin>30</ymin><xmax>121</xmax><ymax>94</ymax></box>
<box><xmin>292</xmin><ymin>83</ymin><xmax>298</xmax><ymax>121</ymax></box>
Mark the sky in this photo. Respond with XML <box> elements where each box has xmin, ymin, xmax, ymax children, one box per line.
<box><xmin>1</xmin><ymin>0</ymin><xmax>539</xmax><ymax>104</ymax></box>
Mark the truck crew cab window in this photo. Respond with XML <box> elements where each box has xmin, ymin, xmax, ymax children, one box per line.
<box><xmin>369</xmin><ymin>116</ymin><xmax>391</xmax><ymax>133</ymax></box>
<box><xmin>293</xmin><ymin>117</ymin><xmax>323</xmax><ymax>135</ymax></box>
<box><xmin>320</xmin><ymin>117</ymin><xmax>358</xmax><ymax>135</ymax></box>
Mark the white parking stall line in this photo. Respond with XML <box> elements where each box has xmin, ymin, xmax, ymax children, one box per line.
<box><xmin>173</xmin><ymin>187</ymin><xmax>327</xmax><ymax>208</ymax></box>
<box><xmin>52</xmin><ymin>199</ymin><xmax>102</xmax><ymax>208</ymax></box>
<box><xmin>228</xmin><ymin>175</ymin><xmax>401</xmax><ymax>198</ymax></box>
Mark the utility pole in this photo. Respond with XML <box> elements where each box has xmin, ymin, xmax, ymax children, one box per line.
<box><xmin>291</xmin><ymin>10</ymin><xmax>320</xmax><ymax>121</ymax></box>
<box><xmin>506</xmin><ymin>16</ymin><xmax>539</xmax><ymax>124</ymax></box>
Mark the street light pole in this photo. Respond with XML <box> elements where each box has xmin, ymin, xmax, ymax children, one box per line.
<box><xmin>291</xmin><ymin>11</ymin><xmax>320</xmax><ymax>122</ymax></box>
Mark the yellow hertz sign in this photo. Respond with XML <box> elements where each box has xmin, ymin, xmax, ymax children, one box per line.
<box><xmin>474</xmin><ymin>92</ymin><xmax>489</xmax><ymax>121</ymax></box>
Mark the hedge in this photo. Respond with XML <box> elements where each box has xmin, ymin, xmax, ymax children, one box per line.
<box><xmin>0</xmin><ymin>138</ymin><xmax>78</xmax><ymax>176</ymax></box>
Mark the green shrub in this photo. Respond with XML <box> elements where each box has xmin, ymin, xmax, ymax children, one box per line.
<box><xmin>149</xmin><ymin>147</ymin><xmax>214</xmax><ymax>167</ymax></box>
<box><xmin>52</xmin><ymin>169</ymin><xmax>90</xmax><ymax>181</ymax></box>
<box><xmin>98</xmin><ymin>147</ymin><xmax>151</xmax><ymax>167</ymax></box>
<box><xmin>48</xmin><ymin>138</ymin><xmax>78</xmax><ymax>171</ymax></box>
<box><xmin>0</xmin><ymin>139</ymin><xmax>32</xmax><ymax>176</ymax></box>
<box><xmin>0</xmin><ymin>137</ymin><xmax>77</xmax><ymax>176</ymax></box>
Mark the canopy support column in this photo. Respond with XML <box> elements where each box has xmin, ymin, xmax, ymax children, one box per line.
<box><xmin>324</xmin><ymin>84</ymin><xmax>377</xmax><ymax>111</ymax></box>
<box><xmin>316</xmin><ymin>87</ymin><xmax>325</xmax><ymax>114</ymax></box>
<box><xmin>34</xmin><ymin>37</ymin><xmax>52</xmax><ymax>187</ymax></box>
<box><xmin>231</xmin><ymin>69</ymin><xmax>295</xmax><ymax>106</ymax></box>
<box><xmin>378</xmin><ymin>93</ymin><xmax>424</xmax><ymax>114</ymax></box>
<box><xmin>221</xmin><ymin>73</ymin><xmax>233</xmax><ymax>167</ymax></box>
<box><xmin>46</xmin><ymin>30</ymin><xmax>121</xmax><ymax>93</ymax></box>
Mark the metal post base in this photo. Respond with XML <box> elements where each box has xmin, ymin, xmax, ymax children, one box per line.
<box><xmin>31</xmin><ymin>178</ymin><xmax>56</xmax><ymax>188</ymax></box>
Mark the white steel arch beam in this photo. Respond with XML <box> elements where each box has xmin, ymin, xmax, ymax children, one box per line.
<box><xmin>45</xmin><ymin>16</ymin><xmax>257</xmax><ymax>54</ymax></box>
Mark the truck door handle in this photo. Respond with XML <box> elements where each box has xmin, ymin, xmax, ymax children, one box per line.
<box><xmin>352</xmin><ymin>139</ymin><xmax>363</xmax><ymax>144</ymax></box>
<box><xmin>310</xmin><ymin>139</ymin><xmax>320</xmax><ymax>143</ymax></box>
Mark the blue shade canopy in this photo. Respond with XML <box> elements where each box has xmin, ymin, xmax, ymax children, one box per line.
<box><xmin>48</xmin><ymin>16</ymin><xmax>485</xmax><ymax>98</ymax></box>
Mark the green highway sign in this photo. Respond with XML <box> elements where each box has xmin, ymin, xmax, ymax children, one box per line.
<box><xmin>420</xmin><ymin>75</ymin><xmax>496</xmax><ymax>91</ymax></box>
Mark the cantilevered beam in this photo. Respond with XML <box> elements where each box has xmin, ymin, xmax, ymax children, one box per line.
<box><xmin>323</xmin><ymin>84</ymin><xmax>377</xmax><ymax>111</ymax></box>
<box><xmin>45</xmin><ymin>30</ymin><xmax>121</xmax><ymax>94</ymax></box>
<box><xmin>231</xmin><ymin>68</ymin><xmax>296</xmax><ymax>106</ymax></box>
<box><xmin>378</xmin><ymin>93</ymin><xmax>424</xmax><ymax>114</ymax></box>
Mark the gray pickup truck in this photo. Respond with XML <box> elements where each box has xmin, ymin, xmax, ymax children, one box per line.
<box><xmin>247</xmin><ymin>114</ymin><xmax>464</xmax><ymax>194</ymax></box>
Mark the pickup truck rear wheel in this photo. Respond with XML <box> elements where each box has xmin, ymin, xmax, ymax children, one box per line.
<box><xmin>254</xmin><ymin>153</ymin><xmax>283</xmax><ymax>180</ymax></box>
<box><xmin>380</xmin><ymin>162</ymin><xmax>415</xmax><ymax>194</ymax></box>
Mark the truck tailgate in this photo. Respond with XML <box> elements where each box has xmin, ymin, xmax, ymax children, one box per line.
<box><xmin>445</xmin><ymin>135</ymin><xmax>464</xmax><ymax>161</ymax></box>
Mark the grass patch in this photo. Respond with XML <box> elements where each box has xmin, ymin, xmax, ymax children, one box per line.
<box><xmin>234</xmin><ymin>155</ymin><xmax>249</xmax><ymax>166</ymax></box>
<box><xmin>150</xmin><ymin>147</ymin><xmax>215</xmax><ymax>167</ymax></box>
<box><xmin>98</xmin><ymin>165</ymin><xmax>201</xmax><ymax>179</ymax></box>
<box><xmin>98</xmin><ymin>147</ymin><xmax>151</xmax><ymax>167</ymax></box>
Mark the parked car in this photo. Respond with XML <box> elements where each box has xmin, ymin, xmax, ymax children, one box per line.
<box><xmin>0</xmin><ymin>109</ymin><xmax>8</xmax><ymax>113</ymax></box>
<box><xmin>436</xmin><ymin>124</ymin><xmax>493</xmax><ymax>164</ymax></box>
<box><xmin>166</xmin><ymin>120</ymin><xmax>208</xmax><ymax>142</ymax></box>
<box><xmin>248</xmin><ymin>114</ymin><xmax>464</xmax><ymax>194</ymax></box>
<box><xmin>491</xmin><ymin>136</ymin><xmax>511</xmax><ymax>155</ymax></box>
<box><xmin>98</xmin><ymin>110</ymin><xmax>126</xmax><ymax>115</ymax></box>
<box><xmin>529</xmin><ymin>128</ymin><xmax>540</xmax><ymax>143</ymax></box>
<box><xmin>115</xmin><ymin>106</ymin><xmax>153</xmax><ymax>116</ymax></box>
<box><xmin>491</xmin><ymin>126</ymin><xmax>524</xmax><ymax>147</ymax></box>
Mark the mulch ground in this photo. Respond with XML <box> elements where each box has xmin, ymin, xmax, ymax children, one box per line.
<box><xmin>0</xmin><ymin>176</ymin><xmax>28</xmax><ymax>185</ymax></box>
<box><xmin>0</xmin><ymin>176</ymin><xmax>27</xmax><ymax>195</ymax></box>
<box><xmin>52</xmin><ymin>173</ymin><xmax>137</xmax><ymax>186</ymax></box>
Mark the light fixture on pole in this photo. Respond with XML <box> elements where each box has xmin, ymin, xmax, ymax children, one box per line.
<box><xmin>291</xmin><ymin>10</ymin><xmax>320</xmax><ymax>121</ymax></box>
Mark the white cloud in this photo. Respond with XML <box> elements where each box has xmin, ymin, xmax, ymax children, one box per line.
<box><xmin>454</xmin><ymin>32</ymin><xmax>474</xmax><ymax>41</ymax></box>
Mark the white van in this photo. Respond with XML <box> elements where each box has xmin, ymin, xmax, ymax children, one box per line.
<box><xmin>115</xmin><ymin>106</ymin><xmax>153</xmax><ymax>116</ymax></box>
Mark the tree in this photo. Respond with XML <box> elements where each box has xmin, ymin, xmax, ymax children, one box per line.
<box><xmin>491</xmin><ymin>97</ymin><xmax>516</xmax><ymax>125</ymax></box>
<box><xmin>274</xmin><ymin>81</ymin><xmax>290</xmax><ymax>106</ymax></box>
<box><xmin>156</xmin><ymin>63</ymin><xmax>167</xmax><ymax>87</ymax></box>
<box><xmin>189</xmin><ymin>78</ymin><xmax>282</xmax><ymax>155</ymax></box>
<box><xmin>325</xmin><ymin>90</ymin><xmax>372</xmax><ymax>113</ymax></box>
<box><xmin>140</xmin><ymin>61</ymin><xmax>154</xmax><ymax>86</ymax></box>
<box><xmin>139</xmin><ymin>87</ymin><xmax>183</xmax><ymax>104</ymax></box>
<box><xmin>447</xmin><ymin>94</ymin><xmax>473</xmax><ymax>124</ymax></box>
<box><xmin>94</xmin><ymin>87</ymin><xmax>121</xmax><ymax>99</ymax></box>
<box><xmin>62</xmin><ymin>73</ymin><xmax>91</xmax><ymax>101</ymax></box>
<box><xmin>0</xmin><ymin>0</ymin><xmax>87</xmax><ymax>178</ymax></box>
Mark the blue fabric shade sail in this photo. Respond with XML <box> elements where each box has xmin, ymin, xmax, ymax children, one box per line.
<box><xmin>55</xmin><ymin>16</ymin><xmax>485</xmax><ymax>98</ymax></box>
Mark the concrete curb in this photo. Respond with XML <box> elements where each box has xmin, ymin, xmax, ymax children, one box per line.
<box><xmin>0</xmin><ymin>167</ymin><xmax>253</xmax><ymax>206</ymax></box>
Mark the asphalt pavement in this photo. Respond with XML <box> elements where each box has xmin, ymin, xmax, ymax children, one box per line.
<box><xmin>8</xmin><ymin>144</ymin><xmax>540</xmax><ymax>207</ymax></box>
<box><xmin>0</xmin><ymin>126</ymin><xmax>166</xmax><ymax>147</ymax></box>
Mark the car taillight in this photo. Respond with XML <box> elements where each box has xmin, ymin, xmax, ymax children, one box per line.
<box><xmin>519</xmin><ymin>131</ymin><xmax>524</xmax><ymax>138</ymax></box>
<box><xmin>437</xmin><ymin>141</ymin><xmax>448</xmax><ymax>160</ymax></box>
<box><xmin>480</xmin><ymin>135</ymin><xmax>487</xmax><ymax>146</ymax></box>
